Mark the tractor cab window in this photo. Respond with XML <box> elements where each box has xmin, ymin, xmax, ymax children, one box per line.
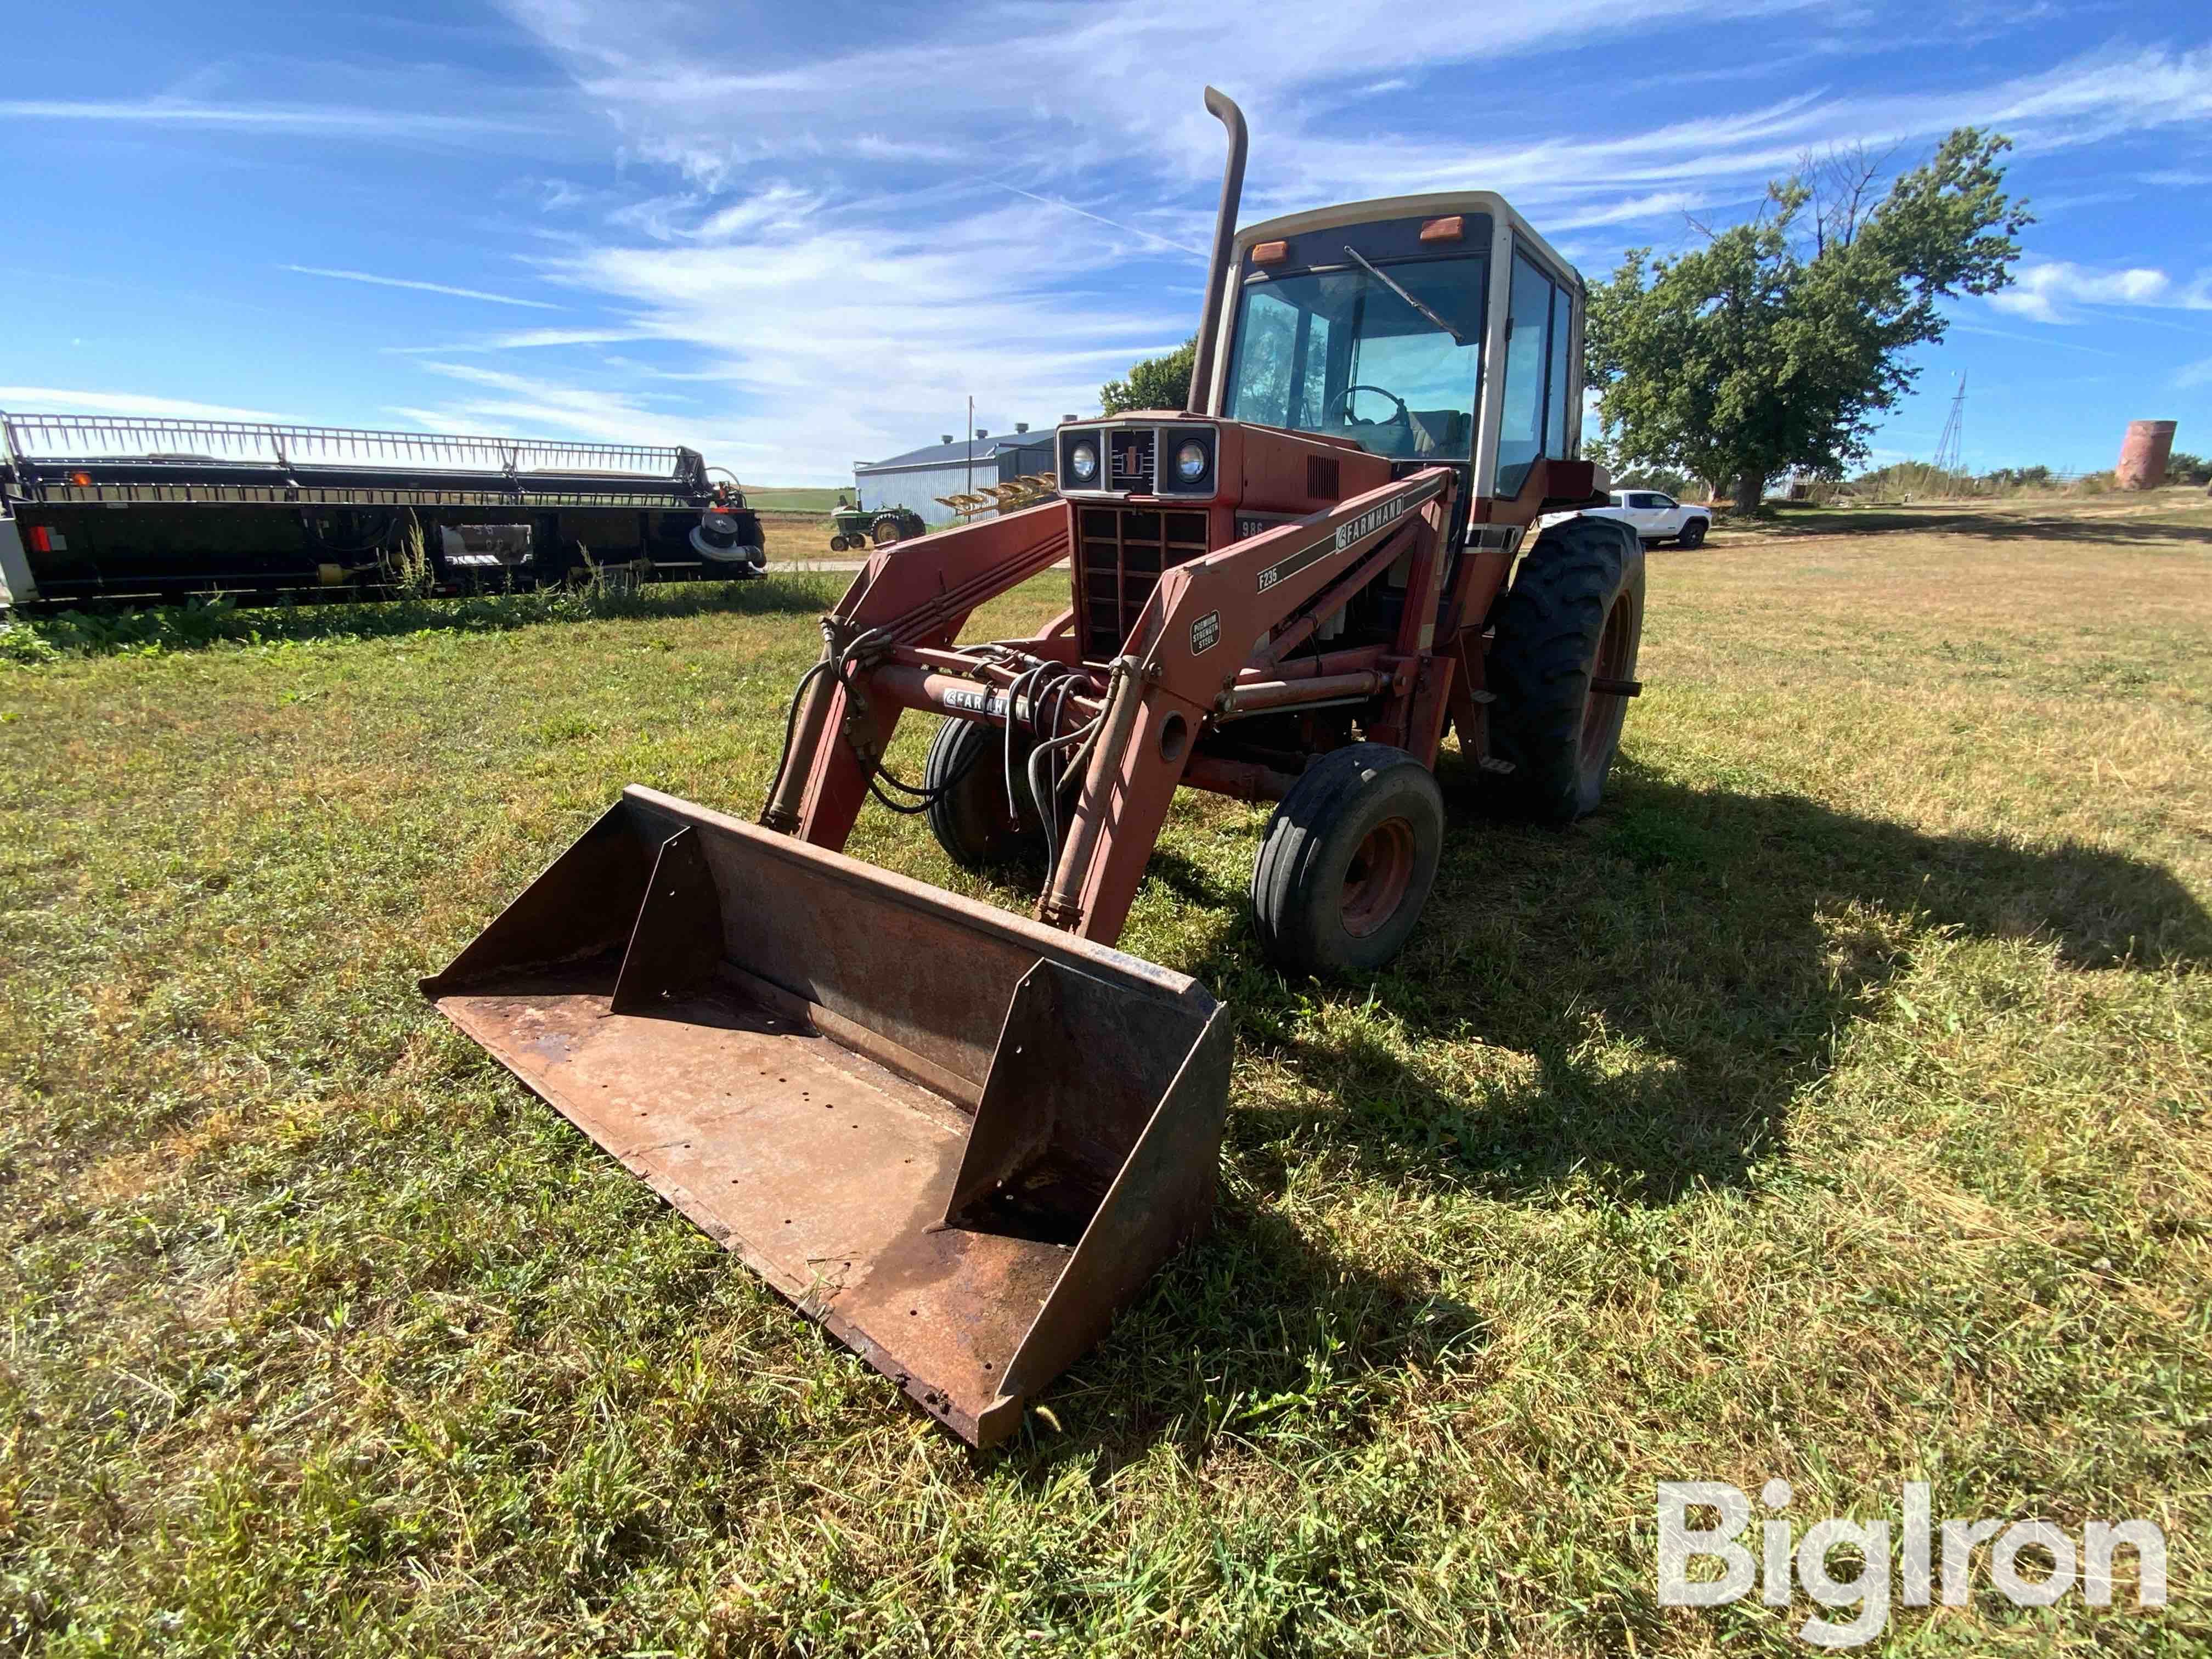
<box><xmin>1496</xmin><ymin>248</ymin><xmax>1581</xmax><ymax>499</ymax></box>
<box><xmin>1224</xmin><ymin>253</ymin><xmax>1486</xmax><ymax>462</ymax></box>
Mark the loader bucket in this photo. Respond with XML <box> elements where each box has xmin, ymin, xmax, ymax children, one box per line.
<box><xmin>421</xmin><ymin>786</ymin><xmax>1232</xmax><ymax>1447</ymax></box>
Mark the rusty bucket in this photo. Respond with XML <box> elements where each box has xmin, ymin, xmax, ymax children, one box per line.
<box><xmin>422</xmin><ymin>786</ymin><xmax>1232</xmax><ymax>1446</ymax></box>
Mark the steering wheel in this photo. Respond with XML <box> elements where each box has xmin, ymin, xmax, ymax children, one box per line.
<box><xmin>1323</xmin><ymin>383</ymin><xmax>1411</xmax><ymax>429</ymax></box>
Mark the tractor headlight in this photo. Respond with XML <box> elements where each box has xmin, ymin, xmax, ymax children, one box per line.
<box><xmin>1175</xmin><ymin>440</ymin><xmax>1207</xmax><ymax>482</ymax></box>
<box><xmin>1070</xmin><ymin>441</ymin><xmax>1097</xmax><ymax>482</ymax></box>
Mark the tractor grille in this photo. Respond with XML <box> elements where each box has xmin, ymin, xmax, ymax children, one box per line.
<box><xmin>1076</xmin><ymin>507</ymin><xmax>1209</xmax><ymax>659</ymax></box>
<box><xmin>1109</xmin><ymin>429</ymin><xmax>1155</xmax><ymax>492</ymax></box>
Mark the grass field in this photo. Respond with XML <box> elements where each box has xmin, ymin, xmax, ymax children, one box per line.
<box><xmin>742</xmin><ymin>487</ymin><xmax>851</xmax><ymax>515</ymax></box>
<box><xmin>2</xmin><ymin>493</ymin><xmax>2208</xmax><ymax>1654</ymax></box>
<box><xmin>757</xmin><ymin>510</ymin><xmax>861</xmax><ymax>563</ymax></box>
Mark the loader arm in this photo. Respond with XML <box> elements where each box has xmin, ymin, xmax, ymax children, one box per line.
<box><xmin>1036</xmin><ymin>467</ymin><xmax>1457</xmax><ymax>943</ymax></box>
<box><xmin>760</xmin><ymin>501</ymin><xmax>1070</xmax><ymax>847</ymax></box>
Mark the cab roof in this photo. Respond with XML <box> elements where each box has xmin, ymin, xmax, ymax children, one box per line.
<box><xmin>1233</xmin><ymin>190</ymin><xmax>1582</xmax><ymax>292</ymax></box>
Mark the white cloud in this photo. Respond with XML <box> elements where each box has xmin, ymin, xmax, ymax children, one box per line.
<box><xmin>1238</xmin><ymin>46</ymin><xmax>2212</xmax><ymax>216</ymax></box>
<box><xmin>392</xmin><ymin>363</ymin><xmax>729</xmax><ymax>452</ymax></box>
<box><xmin>1948</xmin><ymin>320</ymin><xmax>2121</xmax><ymax>357</ymax></box>
<box><xmin>2176</xmin><ymin>357</ymin><xmax>2212</xmax><ymax>390</ymax></box>
<box><xmin>385</xmin><ymin>329</ymin><xmax>648</xmax><ymax>356</ymax></box>
<box><xmin>0</xmin><ymin>387</ymin><xmax>294</xmax><ymax>422</ymax></box>
<box><xmin>501</xmin><ymin>0</ymin><xmax>1807</xmax><ymax>164</ymax></box>
<box><xmin>363</xmin><ymin>9</ymin><xmax>2212</xmax><ymax>482</ymax></box>
<box><xmin>1537</xmin><ymin>191</ymin><xmax>1710</xmax><ymax>232</ymax></box>
<box><xmin>1988</xmin><ymin>260</ymin><xmax>2212</xmax><ymax>324</ymax></box>
<box><xmin>471</xmin><ymin>197</ymin><xmax>1187</xmax><ymax>478</ymax></box>
<box><xmin>495</xmin><ymin>0</ymin><xmax>2212</xmax><ymax>201</ymax></box>
<box><xmin>981</xmin><ymin>183</ymin><xmax>1210</xmax><ymax>259</ymax></box>
<box><xmin>0</xmin><ymin>97</ymin><xmax>549</xmax><ymax>140</ymax></box>
<box><xmin>283</xmin><ymin>266</ymin><xmax>562</xmax><ymax>310</ymax></box>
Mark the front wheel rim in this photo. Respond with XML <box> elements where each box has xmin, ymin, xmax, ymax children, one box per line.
<box><xmin>1341</xmin><ymin>817</ymin><xmax>1416</xmax><ymax>938</ymax></box>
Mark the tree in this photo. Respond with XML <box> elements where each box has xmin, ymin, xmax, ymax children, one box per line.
<box><xmin>1100</xmin><ymin>336</ymin><xmax>1196</xmax><ymax>415</ymax></box>
<box><xmin>1584</xmin><ymin>130</ymin><xmax>2030</xmax><ymax>513</ymax></box>
<box><xmin>1619</xmin><ymin>469</ymin><xmax>1695</xmax><ymax>497</ymax></box>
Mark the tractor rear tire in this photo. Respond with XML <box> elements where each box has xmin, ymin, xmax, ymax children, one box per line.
<box><xmin>1487</xmin><ymin>515</ymin><xmax>1645</xmax><ymax>823</ymax></box>
<box><xmin>1250</xmin><ymin>743</ymin><xmax>1445</xmax><ymax>979</ymax></box>
<box><xmin>924</xmin><ymin>716</ymin><xmax>1043</xmax><ymax>874</ymax></box>
<box><xmin>872</xmin><ymin>514</ymin><xmax>906</xmax><ymax>546</ymax></box>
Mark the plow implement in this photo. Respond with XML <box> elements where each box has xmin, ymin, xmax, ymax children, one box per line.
<box><xmin>422</xmin><ymin>788</ymin><xmax>1230</xmax><ymax>1447</ymax></box>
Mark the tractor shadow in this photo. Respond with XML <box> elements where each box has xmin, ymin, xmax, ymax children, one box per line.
<box><xmin>1216</xmin><ymin>763</ymin><xmax>2210</xmax><ymax>1208</ymax></box>
<box><xmin>1002</xmin><ymin>769</ymin><xmax>2209</xmax><ymax>1471</ymax></box>
<box><xmin>994</xmin><ymin>1198</ymin><xmax>1488</xmax><ymax>1474</ymax></box>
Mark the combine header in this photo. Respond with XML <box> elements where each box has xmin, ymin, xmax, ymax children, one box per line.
<box><xmin>0</xmin><ymin>413</ymin><xmax>763</xmax><ymax>609</ymax></box>
<box><xmin>428</xmin><ymin>89</ymin><xmax>1644</xmax><ymax>1443</ymax></box>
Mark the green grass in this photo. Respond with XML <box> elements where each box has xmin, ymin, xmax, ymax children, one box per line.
<box><xmin>0</xmin><ymin>579</ymin><xmax>842</xmax><ymax>665</ymax></box>
<box><xmin>742</xmin><ymin>486</ymin><xmax>850</xmax><ymax>514</ymax></box>
<box><xmin>2</xmin><ymin>504</ymin><xmax>2209</xmax><ymax>1654</ymax></box>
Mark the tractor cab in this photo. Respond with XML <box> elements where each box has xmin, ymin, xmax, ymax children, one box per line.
<box><xmin>1047</xmin><ymin>191</ymin><xmax>1598</xmax><ymax>684</ymax></box>
<box><xmin>1213</xmin><ymin>195</ymin><xmax>1588</xmax><ymax>532</ymax></box>
<box><xmin>1054</xmin><ymin>190</ymin><xmax>1594</xmax><ymax>538</ymax></box>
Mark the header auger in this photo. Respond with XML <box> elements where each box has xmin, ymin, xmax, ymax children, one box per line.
<box><xmin>426</xmin><ymin>88</ymin><xmax>1645</xmax><ymax>1444</ymax></box>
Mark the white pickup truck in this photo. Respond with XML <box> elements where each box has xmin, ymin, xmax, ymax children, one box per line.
<box><xmin>1575</xmin><ymin>489</ymin><xmax>1711</xmax><ymax>548</ymax></box>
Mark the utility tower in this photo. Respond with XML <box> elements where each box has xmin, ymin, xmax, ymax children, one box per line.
<box><xmin>1932</xmin><ymin>373</ymin><xmax>1966</xmax><ymax>479</ymax></box>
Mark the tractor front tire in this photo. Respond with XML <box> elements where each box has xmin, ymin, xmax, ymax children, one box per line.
<box><xmin>1487</xmin><ymin>515</ymin><xmax>1645</xmax><ymax>823</ymax></box>
<box><xmin>828</xmin><ymin>533</ymin><xmax>849</xmax><ymax>552</ymax></box>
<box><xmin>1486</xmin><ymin>506</ymin><xmax>1645</xmax><ymax>818</ymax></box>
<box><xmin>1250</xmin><ymin>743</ymin><xmax>1445</xmax><ymax>979</ymax></box>
<box><xmin>924</xmin><ymin>716</ymin><xmax>1043</xmax><ymax>874</ymax></box>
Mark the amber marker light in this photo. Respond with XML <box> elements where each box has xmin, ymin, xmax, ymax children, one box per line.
<box><xmin>1418</xmin><ymin>216</ymin><xmax>1464</xmax><ymax>242</ymax></box>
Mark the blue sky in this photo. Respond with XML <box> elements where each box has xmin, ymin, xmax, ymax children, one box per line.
<box><xmin>3</xmin><ymin>2</ymin><xmax>2208</xmax><ymax>485</ymax></box>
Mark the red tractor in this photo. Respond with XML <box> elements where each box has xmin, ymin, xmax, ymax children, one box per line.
<box><xmin>426</xmin><ymin>88</ymin><xmax>1644</xmax><ymax>1445</ymax></box>
<box><xmin>758</xmin><ymin>89</ymin><xmax>1641</xmax><ymax>976</ymax></box>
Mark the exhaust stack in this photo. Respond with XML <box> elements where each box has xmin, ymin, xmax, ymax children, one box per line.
<box><xmin>1186</xmin><ymin>87</ymin><xmax>1249</xmax><ymax>415</ymax></box>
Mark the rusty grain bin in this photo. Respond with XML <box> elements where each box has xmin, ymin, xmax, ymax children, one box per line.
<box><xmin>2117</xmin><ymin>420</ymin><xmax>2177</xmax><ymax>490</ymax></box>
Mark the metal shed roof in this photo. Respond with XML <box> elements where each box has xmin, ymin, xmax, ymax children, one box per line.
<box><xmin>857</xmin><ymin>431</ymin><xmax>1048</xmax><ymax>475</ymax></box>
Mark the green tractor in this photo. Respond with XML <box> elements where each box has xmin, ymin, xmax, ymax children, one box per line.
<box><xmin>830</xmin><ymin>500</ymin><xmax>924</xmax><ymax>552</ymax></box>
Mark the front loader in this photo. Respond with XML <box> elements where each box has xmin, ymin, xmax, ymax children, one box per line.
<box><xmin>424</xmin><ymin>89</ymin><xmax>1643</xmax><ymax>1446</ymax></box>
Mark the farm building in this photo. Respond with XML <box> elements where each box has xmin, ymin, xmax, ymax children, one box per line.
<box><xmin>853</xmin><ymin>424</ymin><xmax>1058</xmax><ymax>527</ymax></box>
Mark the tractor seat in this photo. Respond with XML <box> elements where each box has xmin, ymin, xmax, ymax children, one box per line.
<box><xmin>1404</xmin><ymin>409</ymin><xmax>1471</xmax><ymax>458</ymax></box>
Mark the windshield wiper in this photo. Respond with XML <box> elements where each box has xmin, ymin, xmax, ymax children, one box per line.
<box><xmin>1341</xmin><ymin>245</ymin><xmax>1466</xmax><ymax>347</ymax></box>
